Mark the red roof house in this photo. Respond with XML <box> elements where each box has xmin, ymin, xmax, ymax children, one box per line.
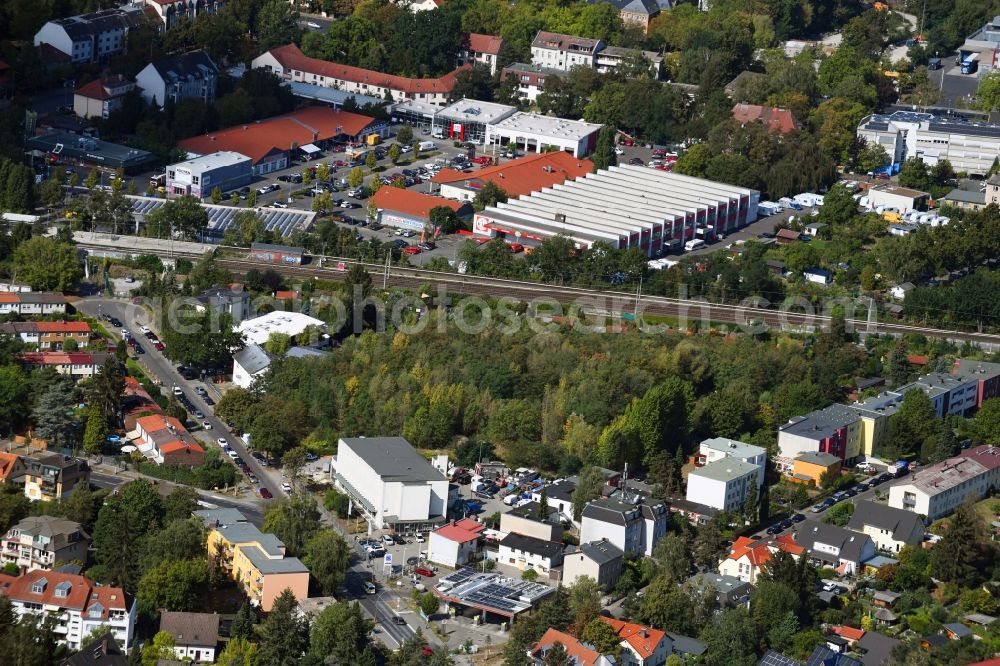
<box><xmin>598</xmin><ymin>617</ymin><xmax>670</xmax><ymax>666</ymax></box>
<box><xmin>530</xmin><ymin>628</ymin><xmax>608</xmax><ymax>666</ymax></box>
<box><xmin>731</xmin><ymin>103</ymin><xmax>799</xmax><ymax>134</ymax></box>
<box><xmin>428</xmin><ymin>518</ymin><xmax>486</xmax><ymax>568</ymax></box>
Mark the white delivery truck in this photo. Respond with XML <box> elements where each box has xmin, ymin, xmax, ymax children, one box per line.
<box><xmin>418</xmin><ymin>141</ymin><xmax>437</xmax><ymax>152</ymax></box>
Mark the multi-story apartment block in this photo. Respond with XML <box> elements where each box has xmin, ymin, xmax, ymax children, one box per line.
<box><xmin>23</xmin><ymin>455</ymin><xmax>90</xmax><ymax>502</ymax></box>
<box><xmin>194</xmin><ymin>509</ymin><xmax>309</xmax><ymax>611</ymax></box>
<box><xmin>686</xmin><ymin>458</ymin><xmax>762</xmax><ymax>513</ymax></box>
<box><xmin>140</xmin><ymin>0</ymin><xmax>225</xmax><ymax>30</ymax></box>
<box><xmin>897</xmin><ymin>371</ymin><xmax>979</xmax><ymax>418</ymax></box>
<box><xmin>2</xmin><ymin>516</ymin><xmax>90</xmax><ymax>572</ymax></box>
<box><xmin>857</xmin><ymin>110</ymin><xmax>1000</xmax><ymax>176</ymax></box>
<box><xmin>888</xmin><ymin>445</ymin><xmax>1000</xmax><ymax>521</ymax></box>
<box><xmin>849</xmin><ymin>391</ymin><xmax>905</xmax><ymax>459</ymax></box>
<box><xmin>73</xmin><ymin>76</ymin><xmax>136</xmax><ymax>120</ymax></box>
<box><xmin>0</xmin><ymin>570</ymin><xmax>135</xmax><ymax>651</ymax></box>
<box><xmin>587</xmin><ymin>0</ymin><xmax>673</xmax><ymax>33</ymax></box>
<box><xmin>33</xmin><ymin>7</ymin><xmax>148</xmax><ymax>64</ymax></box>
<box><xmin>697</xmin><ymin>437</ymin><xmax>767</xmax><ymax>484</ymax></box>
<box><xmin>253</xmin><ymin>44</ymin><xmax>465</xmax><ymax>107</ymax></box>
<box><xmin>778</xmin><ymin>403</ymin><xmax>863</xmax><ymax>464</ymax></box>
<box><xmin>530</xmin><ymin>32</ymin><xmax>605</xmax><ymax>72</ymax></box>
<box><xmin>136</xmin><ymin>51</ymin><xmax>219</xmax><ymax>108</ymax></box>
<box><xmin>0</xmin><ymin>322</ymin><xmax>91</xmax><ymax>350</ymax></box>
<box><xmin>580</xmin><ymin>498</ymin><xmax>668</xmax><ymax>557</ymax></box>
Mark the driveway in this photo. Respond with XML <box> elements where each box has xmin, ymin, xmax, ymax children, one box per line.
<box><xmin>75</xmin><ymin>297</ymin><xmax>287</xmax><ymax>502</ymax></box>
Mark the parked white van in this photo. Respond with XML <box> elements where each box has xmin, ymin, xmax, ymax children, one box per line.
<box><xmin>684</xmin><ymin>239</ymin><xmax>706</xmax><ymax>252</ymax></box>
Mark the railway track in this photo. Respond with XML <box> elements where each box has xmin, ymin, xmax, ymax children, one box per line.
<box><xmin>78</xmin><ymin>242</ymin><xmax>1000</xmax><ymax>347</ymax></box>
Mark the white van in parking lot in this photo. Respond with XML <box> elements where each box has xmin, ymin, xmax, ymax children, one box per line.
<box><xmin>684</xmin><ymin>239</ymin><xmax>706</xmax><ymax>252</ymax></box>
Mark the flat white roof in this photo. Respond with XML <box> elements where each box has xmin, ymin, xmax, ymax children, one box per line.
<box><xmin>236</xmin><ymin>311</ymin><xmax>325</xmax><ymax>346</ymax></box>
<box><xmin>489</xmin><ymin>112</ymin><xmax>603</xmax><ymax>141</ymax></box>
<box><xmin>391</xmin><ymin>99</ymin><xmax>440</xmax><ymax>117</ymax></box>
<box><xmin>168</xmin><ymin>151</ymin><xmax>250</xmax><ymax>172</ymax></box>
<box><xmin>436</xmin><ymin>98</ymin><xmax>517</xmax><ymax>125</ymax></box>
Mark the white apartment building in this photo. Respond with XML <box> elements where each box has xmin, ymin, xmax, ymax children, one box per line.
<box><xmin>332</xmin><ymin>437</ymin><xmax>449</xmax><ymax>531</ymax></box>
<box><xmin>846</xmin><ymin>500</ymin><xmax>925</xmax><ymax>553</ymax></box>
<box><xmin>2</xmin><ymin>516</ymin><xmax>89</xmax><ymax>572</ymax></box>
<box><xmin>686</xmin><ymin>458</ymin><xmax>761</xmax><ymax>513</ymax></box>
<box><xmin>530</xmin><ymin>32</ymin><xmax>604</xmax><ymax>71</ymax></box>
<box><xmin>777</xmin><ymin>403</ymin><xmax>863</xmax><ymax>464</ymax></box>
<box><xmin>139</xmin><ymin>0</ymin><xmax>224</xmax><ymax>30</ymax></box>
<box><xmin>897</xmin><ymin>371</ymin><xmax>979</xmax><ymax>418</ymax></box>
<box><xmin>888</xmin><ymin>445</ymin><xmax>1000</xmax><ymax>521</ymax></box>
<box><xmin>857</xmin><ymin>110</ymin><xmax>1000</xmax><ymax>176</ymax></box>
<box><xmin>697</xmin><ymin>437</ymin><xmax>766</xmax><ymax>486</ymax></box>
<box><xmin>34</xmin><ymin>7</ymin><xmax>147</xmax><ymax>64</ymax></box>
<box><xmin>579</xmin><ymin>498</ymin><xmax>668</xmax><ymax>557</ymax></box>
<box><xmin>136</xmin><ymin>51</ymin><xmax>219</xmax><ymax>108</ymax></box>
<box><xmin>0</xmin><ymin>570</ymin><xmax>135</xmax><ymax>651</ymax></box>
<box><xmin>497</xmin><ymin>533</ymin><xmax>564</xmax><ymax>574</ymax></box>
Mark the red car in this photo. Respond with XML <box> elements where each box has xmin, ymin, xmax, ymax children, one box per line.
<box><xmin>620</xmin><ymin>138</ymin><xmax>634</xmax><ymax>146</ymax></box>
<box><xmin>334</xmin><ymin>160</ymin><xmax>347</xmax><ymax>167</ymax></box>
<box><xmin>472</xmin><ymin>156</ymin><xmax>492</xmax><ymax>165</ymax></box>
<box><xmin>402</xmin><ymin>246</ymin><xmax>422</xmax><ymax>255</ymax></box>
<box><xmin>508</xmin><ymin>243</ymin><xmax>524</xmax><ymax>253</ymax></box>
<box><xmin>414</xmin><ymin>566</ymin><xmax>434</xmax><ymax>577</ymax></box>
<box><xmin>259</xmin><ymin>487</ymin><xmax>272</xmax><ymax>499</ymax></box>
<box><xmin>154</xmin><ymin>342</ymin><xmax>165</xmax><ymax>351</ymax></box>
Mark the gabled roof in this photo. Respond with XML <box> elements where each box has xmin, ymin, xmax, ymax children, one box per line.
<box><xmin>371</xmin><ymin>185</ymin><xmax>464</xmax><ymax>219</ymax></box>
<box><xmin>726</xmin><ymin>534</ymin><xmax>804</xmax><ymax>567</ymax></box>
<box><xmin>432</xmin><ymin>151</ymin><xmax>592</xmax><ymax>198</ymax></box>
<box><xmin>847</xmin><ymin>500</ymin><xmax>924</xmax><ymax>542</ymax></box>
<box><xmin>21</xmin><ymin>351</ymin><xmax>109</xmax><ymax>366</ymax></box>
<box><xmin>159</xmin><ymin>611</ymin><xmax>220</xmax><ymax>648</ymax></box>
<box><xmin>234</xmin><ymin>343</ymin><xmax>273</xmax><ymax>376</ymax></box>
<box><xmin>0</xmin><ymin>569</ymin><xmax>128</xmax><ymax>616</ymax></box>
<box><xmin>531</xmin><ymin>628</ymin><xmax>604</xmax><ymax>666</ymax></box>
<box><xmin>433</xmin><ymin>518</ymin><xmax>486</xmax><ymax>544</ymax></box>
<box><xmin>467</xmin><ymin>33</ymin><xmax>504</xmax><ymax>55</ymax></box>
<box><xmin>732</xmin><ymin>103</ymin><xmax>799</xmax><ymax>134</ymax></box>
<box><xmin>143</xmin><ymin>50</ymin><xmax>217</xmax><ymax>84</ymax></box>
<box><xmin>599</xmin><ymin>616</ymin><xmax>667</xmax><ymax>660</ymax></box>
<box><xmin>0</xmin><ymin>452</ymin><xmax>25</xmax><ymax>482</ymax></box>
<box><xmin>0</xmin><ymin>321</ymin><xmax>91</xmax><ymax>335</ymax></box>
<box><xmin>499</xmin><ymin>532</ymin><xmax>563</xmax><ymax>559</ymax></box>
<box><xmin>264</xmin><ymin>44</ymin><xmax>467</xmax><ymax>95</ymax></box>
<box><xmin>795</xmin><ymin>521</ymin><xmax>872</xmax><ymax>564</ymax></box>
<box><xmin>830</xmin><ymin>625</ymin><xmax>865</xmax><ymax>642</ymax></box>
<box><xmin>60</xmin><ymin>632</ymin><xmax>127</xmax><ymax>666</ymax></box>
<box><xmin>577</xmin><ymin>539</ymin><xmax>624</xmax><ymax>566</ymax></box>
<box><xmin>854</xmin><ymin>631</ymin><xmax>900</xmax><ymax>666</ymax></box>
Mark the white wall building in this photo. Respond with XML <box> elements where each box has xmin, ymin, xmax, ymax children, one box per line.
<box><xmin>888</xmin><ymin>445</ymin><xmax>1000</xmax><ymax>521</ymax></box>
<box><xmin>159</xmin><ymin>611</ymin><xmax>219</xmax><ymax>663</ymax></box>
<box><xmin>235</xmin><ymin>311</ymin><xmax>325</xmax><ymax>346</ymax></box>
<box><xmin>497</xmin><ymin>532</ymin><xmax>564</xmax><ymax>574</ymax></box>
<box><xmin>34</xmin><ymin>7</ymin><xmax>147</xmax><ymax>64</ymax></box>
<box><xmin>530</xmin><ymin>31</ymin><xmax>604</xmax><ymax>71</ymax></box>
<box><xmin>697</xmin><ymin>437</ymin><xmax>766</xmax><ymax>486</ymax></box>
<box><xmin>166</xmin><ymin>151</ymin><xmax>252</xmax><ymax>199</ymax></box>
<box><xmin>0</xmin><ymin>570</ymin><xmax>135</xmax><ymax>651</ymax></box>
<box><xmin>846</xmin><ymin>500</ymin><xmax>925</xmax><ymax>553</ymax></box>
<box><xmin>579</xmin><ymin>498</ymin><xmax>668</xmax><ymax>557</ymax></box>
<box><xmin>485</xmin><ymin>112</ymin><xmax>602</xmax><ymax>158</ymax></box>
<box><xmin>232</xmin><ymin>344</ymin><xmax>272</xmax><ymax>389</ymax></box>
<box><xmin>139</xmin><ymin>0</ymin><xmax>224</xmax><ymax>30</ymax></box>
<box><xmin>795</xmin><ymin>522</ymin><xmax>876</xmax><ymax>575</ymax></box>
<box><xmin>685</xmin><ymin>458</ymin><xmax>761</xmax><ymax>513</ymax></box>
<box><xmin>562</xmin><ymin>539</ymin><xmax>623</xmax><ymax>589</ymax></box>
<box><xmin>2</xmin><ymin>516</ymin><xmax>89</xmax><ymax>572</ymax></box>
<box><xmin>427</xmin><ymin>518</ymin><xmax>484</xmax><ymax>568</ymax></box>
<box><xmin>136</xmin><ymin>51</ymin><xmax>219</xmax><ymax>108</ymax></box>
<box><xmin>332</xmin><ymin>437</ymin><xmax>449</xmax><ymax>531</ymax></box>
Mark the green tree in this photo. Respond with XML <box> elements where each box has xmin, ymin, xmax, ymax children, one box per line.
<box><xmin>817</xmin><ymin>183</ymin><xmax>858</xmax><ymax>226</ymax></box>
<box><xmin>568</xmin><ymin>576</ymin><xmax>602</xmax><ymax>629</ymax></box>
<box><xmin>262</xmin><ymin>494</ymin><xmax>322</xmax><ymax>556</ymax></box>
<box><xmin>256</xmin><ymin>0</ymin><xmax>302</xmax><ymax>51</ymax></box>
<box><xmin>348</xmin><ymin>167</ymin><xmax>364</xmax><ymax>189</ymax></box>
<box><xmin>141</xmin><ymin>631</ymin><xmax>176</xmax><ymax>666</ymax></box>
<box><xmin>578</xmin><ymin>618</ymin><xmax>622</xmax><ymax>657</ymax></box>
<box><xmin>305</xmin><ymin>601</ymin><xmax>375</xmax><ymax>665</ymax></box>
<box><xmin>163</xmin><ymin>486</ymin><xmax>200</xmax><ymax>523</ymax></box>
<box><xmin>85</xmin><ymin>170</ymin><xmax>99</xmax><ymax>190</ymax></box>
<box><xmin>217</xmin><ymin>637</ymin><xmax>259</xmax><ymax>666</ymax></box>
<box><xmin>975</xmin><ymin>398</ymin><xmax>1000</xmax><ymax>446</ymax></box>
<box><xmin>388</xmin><ymin>143</ymin><xmax>401</xmax><ymax>164</ymax></box>
<box><xmin>652</xmin><ymin>532</ymin><xmax>690</xmax><ymax>584</ymax></box>
<box><xmin>136</xmin><ymin>558</ymin><xmax>211</xmax><ymax>612</ymax></box>
<box><xmin>397</xmin><ymin>126</ymin><xmax>413</xmax><ymax>145</ymax></box>
<box><xmin>823</xmin><ymin>501</ymin><xmax>854</xmax><ymax>526</ymax></box>
<box><xmin>541</xmin><ymin>641</ymin><xmax>573</xmax><ymax>666</ymax></box>
<box><xmin>303</xmin><ymin>529</ymin><xmax>350</xmax><ymax>595</ymax></box>
<box><xmin>571</xmin><ymin>466</ymin><xmax>606</xmax><ymax>521</ymax></box>
<box><xmin>230</xmin><ymin>603</ymin><xmax>257</xmax><ymax>642</ymax></box>
<box><xmin>257</xmin><ymin>589</ymin><xmax>307</xmax><ymax>666</ymax></box>
<box><xmin>420</xmin><ymin>591</ymin><xmax>440</xmax><ymax>616</ymax></box>
<box><xmin>13</xmin><ymin>237</ymin><xmax>84</xmax><ymax>291</ymax></box>
<box><xmin>32</xmin><ymin>381</ymin><xmax>77</xmax><ymax>450</ymax></box>
<box><xmin>248</xmin><ymin>189</ymin><xmax>257</xmax><ymax>207</ymax></box>
<box><xmin>264</xmin><ymin>332</ymin><xmax>291</xmax><ymax>356</ymax></box>
<box><xmin>365</xmin><ymin>151</ymin><xmax>377</xmax><ymax>171</ymax></box>
<box><xmin>82</xmin><ymin>405</ymin><xmax>108</xmax><ymax>455</ymax></box>
<box><xmin>211</xmin><ymin>186</ymin><xmax>223</xmax><ymax>204</ymax></box>
<box><xmin>701</xmin><ymin>607</ymin><xmax>758</xmax><ymax>666</ymax></box>
<box><xmin>89</xmin><ymin>357</ymin><xmax>125</xmax><ymax>427</ymax></box>
<box><xmin>429</xmin><ymin>205</ymin><xmax>463</xmax><ymax>233</ymax></box>
<box><xmin>472</xmin><ymin>180</ymin><xmax>509</xmax><ymax>213</ymax></box>
<box><xmin>856</xmin><ymin>141</ymin><xmax>890</xmax><ymax>173</ymax></box>
<box><xmin>91</xmin><ymin>480</ymin><xmax>164</xmax><ymax>590</ymax></box>
<box><xmin>975</xmin><ymin>70</ymin><xmax>1000</xmax><ymax>111</ymax></box>
<box><xmin>591</xmin><ymin>126</ymin><xmax>617</xmax><ymax>172</ymax></box>
<box><xmin>930</xmin><ymin>501</ymin><xmax>990</xmax><ymax>587</ymax></box>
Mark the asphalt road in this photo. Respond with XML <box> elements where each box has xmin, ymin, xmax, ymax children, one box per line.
<box><xmin>75</xmin><ymin>297</ymin><xmax>288</xmax><ymax>503</ymax></box>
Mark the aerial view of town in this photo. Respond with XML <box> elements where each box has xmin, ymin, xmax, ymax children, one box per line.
<box><xmin>2</xmin><ymin>0</ymin><xmax>1000</xmax><ymax>664</ymax></box>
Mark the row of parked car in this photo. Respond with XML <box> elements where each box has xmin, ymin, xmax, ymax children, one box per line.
<box><xmin>809</xmin><ymin>471</ymin><xmax>896</xmax><ymax>514</ymax></box>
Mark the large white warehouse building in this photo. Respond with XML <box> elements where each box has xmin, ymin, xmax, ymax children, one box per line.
<box><xmin>472</xmin><ymin>166</ymin><xmax>759</xmax><ymax>255</ymax></box>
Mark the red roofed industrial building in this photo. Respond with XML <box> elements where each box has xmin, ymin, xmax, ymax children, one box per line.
<box><xmin>252</xmin><ymin>44</ymin><xmax>467</xmax><ymax>107</ymax></box>
<box><xmin>598</xmin><ymin>617</ymin><xmax>670</xmax><ymax>666</ymax></box>
<box><xmin>432</xmin><ymin>151</ymin><xmax>592</xmax><ymax>203</ymax></box>
<box><xmin>178</xmin><ymin>107</ymin><xmax>381</xmax><ymax>175</ymax></box>
<box><xmin>371</xmin><ymin>186</ymin><xmax>471</xmax><ymax>232</ymax></box>
<box><xmin>731</xmin><ymin>103</ymin><xmax>799</xmax><ymax>134</ymax></box>
<box><xmin>427</xmin><ymin>518</ymin><xmax>486</xmax><ymax>567</ymax></box>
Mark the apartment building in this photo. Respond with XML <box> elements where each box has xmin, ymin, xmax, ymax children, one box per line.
<box><xmin>686</xmin><ymin>458</ymin><xmax>762</xmax><ymax>513</ymax></box>
<box><xmin>846</xmin><ymin>501</ymin><xmax>925</xmax><ymax>553</ymax></box>
<box><xmin>253</xmin><ymin>44</ymin><xmax>465</xmax><ymax>107</ymax></box>
<box><xmin>2</xmin><ymin>516</ymin><xmax>90</xmax><ymax>572</ymax></box>
<box><xmin>778</xmin><ymin>403</ymin><xmax>863</xmax><ymax>464</ymax></box>
<box><xmin>0</xmin><ymin>569</ymin><xmax>135</xmax><ymax>650</ymax></box>
<box><xmin>562</xmin><ymin>539</ymin><xmax>623</xmax><ymax>589</ymax></box>
<box><xmin>588</xmin><ymin>0</ymin><xmax>673</xmax><ymax>33</ymax></box>
<box><xmin>579</xmin><ymin>498</ymin><xmax>668</xmax><ymax>556</ymax></box>
<box><xmin>20</xmin><ymin>352</ymin><xmax>111</xmax><ymax>382</ymax></box>
<box><xmin>857</xmin><ymin>110</ymin><xmax>1000</xmax><ymax>176</ymax></box>
<box><xmin>23</xmin><ymin>455</ymin><xmax>90</xmax><ymax>502</ymax></box>
<box><xmin>952</xmin><ymin>358</ymin><xmax>1000</xmax><ymax>407</ymax></box>
<box><xmin>73</xmin><ymin>76</ymin><xmax>136</xmax><ymax>120</ymax></box>
<box><xmin>0</xmin><ymin>452</ymin><xmax>26</xmax><ymax>486</ymax></box>
<box><xmin>500</xmin><ymin>503</ymin><xmax>563</xmax><ymax>542</ymax></box>
<box><xmin>697</xmin><ymin>437</ymin><xmax>767</xmax><ymax>485</ymax></box>
<box><xmin>136</xmin><ymin>51</ymin><xmax>219</xmax><ymax>108</ymax></box>
<box><xmin>849</xmin><ymin>391</ymin><xmax>905</xmax><ymax>459</ymax></box>
<box><xmin>195</xmin><ymin>509</ymin><xmax>309</xmax><ymax>611</ymax></box>
<box><xmin>140</xmin><ymin>0</ymin><xmax>224</xmax><ymax>30</ymax></box>
<box><xmin>530</xmin><ymin>32</ymin><xmax>605</xmax><ymax>71</ymax></box>
<box><xmin>34</xmin><ymin>7</ymin><xmax>148</xmax><ymax>64</ymax></box>
<box><xmin>888</xmin><ymin>445</ymin><xmax>1000</xmax><ymax>521</ymax></box>
<box><xmin>0</xmin><ymin>321</ymin><xmax>91</xmax><ymax>350</ymax></box>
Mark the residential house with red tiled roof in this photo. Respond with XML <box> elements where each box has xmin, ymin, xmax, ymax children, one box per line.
<box><xmin>179</xmin><ymin>106</ymin><xmax>379</xmax><ymax>175</ymax></box>
<box><xmin>134</xmin><ymin>414</ymin><xmax>204</xmax><ymax>467</ymax></box>
<box><xmin>0</xmin><ymin>321</ymin><xmax>91</xmax><ymax>350</ymax></box>
<box><xmin>432</xmin><ymin>151</ymin><xmax>592</xmax><ymax>203</ymax></box>
<box><xmin>20</xmin><ymin>352</ymin><xmax>110</xmax><ymax>381</ymax></box>
<box><xmin>731</xmin><ymin>103</ymin><xmax>799</xmax><ymax>134</ymax></box>
<box><xmin>0</xmin><ymin>452</ymin><xmax>26</xmax><ymax>486</ymax></box>
<box><xmin>529</xmin><ymin>627</ymin><xmax>614</xmax><ymax>666</ymax></box>
<box><xmin>0</xmin><ymin>569</ymin><xmax>135</xmax><ymax>651</ymax></box>
<box><xmin>718</xmin><ymin>534</ymin><xmax>804</xmax><ymax>584</ymax></box>
<box><xmin>459</xmin><ymin>33</ymin><xmax>506</xmax><ymax>75</ymax></box>
<box><xmin>252</xmin><ymin>44</ymin><xmax>467</xmax><ymax>107</ymax></box>
<box><xmin>73</xmin><ymin>76</ymin><xmax>135</xmax><ymax>120</ymax></box>
<box><xmin>371</xmin><ymin>186</ymin><xmax>470</xmax><ymax>232</ymax></box>
<box><xmin>598</xmin><ymin>617</ymin><xmax>671</xmax><ymax>666</ymax></box>
<box><xmin>0</xmin><ymin>292</ymin><xmax>67</xmax><ymax>315</ymax></box>
<box><xmin>428</xmin><ymin>518</ymin><xmax>486</xmax><ymax>567</ymax></box>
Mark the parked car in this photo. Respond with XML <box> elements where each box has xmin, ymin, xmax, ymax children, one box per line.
<box><xmin>364</xmin><ymin>581</ymin><xmax>377</xmax><ymax>594</ymax></box>
<box><xmin>415</xmin><ymin>533</ymin><xmax>425</xmax><ymax>543</ymax></box>
<box><xmin>414</xmin><ymin>567</ymin><xmax>434</xmax><ymax>577</ymax></box>
<box><xmin>390</xmin><ymin>616</ymin><xmax>406</xmax><ymax>625</ymax></box>
<box><xmin>217</xmin><ymin>438</ymin><xmax>228</xmax><ymax>447</ymax></box>
<box><xmin>259</xmin><ymin>487</ymin><xmax>272</xmax><ymax>499</ymax></box>
<box><xmin>382</xmin><ymin>534</ymin><xmax>395</xmax><ymax>545</ymax></box>
<box><xmin>281</xmin><ymin>482</ymin><xmax>293</xmax><ymax>493</ymax></box>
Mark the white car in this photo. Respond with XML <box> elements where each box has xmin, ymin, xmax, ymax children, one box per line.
<box><xmin>272</xmin><ymin>201</ymin><xmax>288</xmax><ymax>208</ymax></box>
<box><xmin>614</xmin><ymin>147</ymin><xmax>624</xmax><ymax>155</ymax></box>
<box><xmin>172</xmin><ymin>386</ymin><xmax>183</xmax><ymax>396</ymax></box>
<box><xmin>227</xmin><ymin>450</ymin><xmax>239</xmax><ymax>460</ymax></box>
<box><xmin>382</xmin><ymin>534</ymin><xmax>394</xmax><ymax>545</ymax></box>
<box><xmin>217</xmin><ymin>438</ymin><xmax>228</xmax><ymax>447</ymax></box>
<box><xmin>281</xmin><ymin>482</ymin><xmax>293</xmax><ymax>493</ymax></box>
<box><xmin>202</xmin><ymin>421</ymin><xmax>212</xmax><ymax>430</ymax></box>
<box><xmin>415</xmin><ymin>533</ymin><xmax>425</xmax><ymax>543</ymax></box>
<box><xmin>307</xmin><ymin>21</ymin><xmax>321</xmax><ymax>29</ymax></box>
